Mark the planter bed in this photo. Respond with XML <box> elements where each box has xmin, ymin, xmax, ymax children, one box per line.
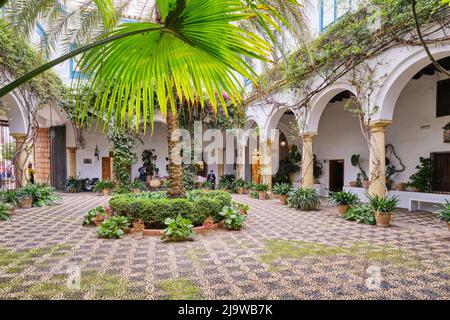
<box><xmin>124</xmin><ymin>221</ymin><xmax>224</xmax><ymax>237</ymax></box>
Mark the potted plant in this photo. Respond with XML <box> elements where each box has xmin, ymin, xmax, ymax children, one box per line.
<box><xmin>272</xmin><ymin>183</ymin><xmax>292</xmax><ymax>205</ymax></box>
<box><xmin>200</xmin><ymin>181</ymin><xmax>213</xmax><ymax>191</ymax></box>
<box><xmin>313</xmin><ymin>155</ymin><xmax>323</xmax><ymax>184</ymax></box>
<box><xmin>82</xmin><ymin>206</ymin><xmax>107</xmax><ymax>226</ymax></box>
<box><xmin>394</xmin><ymin>182</ymin><xmax>407</xmax><ymax>191</ymax></box>
<box><xmin>220</xmin><ymin>206</ymin><xmax>246</xmax><ymax>230</ymax></box>
<box><xmin>16</xmin><ymin>192</ymin><xmax>32</xmax><ymax>209</ymax></box>
<box><xmin>329</xmin><ymin>191</ymin><xmax>359</xmax><ymax>216</ymax></box>
<box><xmin>254</xmin><ymin>183</ymin><xmax>269</xmax><ymax>200</ymax></box>
<box><xmin>149</xmin><ymin>168</ymin><xmax>161</xmax><ymax>189</ymax></box>
<box><xmin>0</xmin><ymin>203</ymin><xmax>11</xmax><ymax>221</ymax></box>
<box><xmin>233</xmin><ymin>202</ymin><xmax>249</xmax><ymax>215</ymax></box>
<box><xmin>1</xmin><ymin>189</ymin><xmax>17</xmax><ymax>214</ymax></box>
<box><xmin>243</xmin><ymin>181</ymin><xmax>254</xmax><ymax>194</ymax></box>
<box><xmin>132</xmin><ymin>219</ymin><xmax>145</xmax><ymax>239</ymax></box>
<box><xmin>203</xmin><ymin>216</ymin><xmax>215</xmax><ymax>229</ymax></box>
<box><xmin>287</xmin><ymin>188</ymin><xmax>320</xmax><ymax>210</ymax></box>
<box><xmin>93</xmin><ymin>180</ymin><xmax>114</xmax><ymax>196</ymax></box>
<box><xmin>435</xmin><ymin>200</ymin><xmax>450</xmax><ymax>231</ymax></box>
<box><xmin>94</xmin><ymin>214</ymin><xmax>105</xmax><ymax>227</ymax></box>
<box><xmin>351</xmin><ymin>154</ymin><xmax>368</xmax><ymax>188</ymax></box>
<box><xmin>233</xmin><ymin>178</ymin><xmax>246</xmax><ymax>194</ymax></box>
<box><xmin>142</xmin><ymin>149</ymin><xmax>160</xmax><ymax>187</ymax></box>
<box><xmin>408</xmin><ymin>157</ymin><xmax>432</xmax><ymax>193</ymax></box>
<box><xmin>130</xmin><ymin>180</ymin><xmax>145</xmax><ymax>193</ymax></box>
<box><xmin>367</xmin><ymin>194</ymin><xmax>399</xmax><ymax>228</ymax></box>
<box><xmin>66</xmin><ymin>176</ymin><xmax>82</xmax><ymax>193</ymax></box>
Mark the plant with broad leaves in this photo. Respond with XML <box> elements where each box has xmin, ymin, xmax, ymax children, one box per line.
<box><xmin>233</xmin><ymin>202</ymin><xmax>250</xmax><ymax>215</ymax></box>
<box><xmin>435</xmin><ymin>200</ymin><xmax>450</xmax><ymax>223</ymax></box>
<box><xmin>0</xmin><ymin>203</ymin><xmax>11</xmax><ymax>221</ymax></box>
<box><xmin>162</xmin><ymin>215</ymin><xmax>195</xmax><ymax>242</ymax></box>
<box><xmin>272</xmin><ymin>183</ymin><xmax>292</xmax><ymax>195</ymax></box>
<box><xmin>220</xmin><ymin>206</ymin><xmax>245</xmax><ymax>230</ymax></box>
<box><xmin>82</xmin><ymin>206</ymin><xmax>107</xmax><ymax>226</ymax></box>
<box><xmin>93</xmin><ymin>180</ymin><xmax>114</xmax><ymax>193</ymax></box>
<box><xmin>329</xmin><ymin>191</ymin><xmax>359</xmax><ymax>206</ymax></box>
<box><xmin>96</xmin><ymin>216</ymin><xmax>129</xmax><ymax>239</ymax></box>
<box><xmin>344</xmin><ymin>204</ymin><xmax>375</xmax><ymax>225</ymax></box>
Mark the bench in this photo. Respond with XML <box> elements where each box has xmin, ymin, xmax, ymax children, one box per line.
<box><xmin>409</xmin><ymin>198</ymin><xmax>447</xmax><ymax>212</ymax></box>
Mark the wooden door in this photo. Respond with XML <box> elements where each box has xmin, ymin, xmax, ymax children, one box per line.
<box><xmin>329</xmin><ymin>160</ymin><xmax>344</xmax><ymax>192</ymax></box>
<box><xmin>50</xmin><ymin>126</ymin><xmax>67</xmax><ymax>190</ymax></box>
<box><xmin>102</xmin><ymin>157</ymin><xmax>111</xmax><ymax>180</ymax></box>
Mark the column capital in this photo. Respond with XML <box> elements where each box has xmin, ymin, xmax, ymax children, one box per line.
<box><xmin>302</xmin><ymin>132</ymin><xmax>317</xmax><ymax>142</ymax></box>
<box><xmin>67</xmin><ymin>147</ymin><xmax>78</xmax><ymax>153</ymax></box>
<box><xmin>10</xmin><ymin>133</ymin><xmax>27</xmax><ymax>142</ymax></box>
<box><xmin>369</xmin><ymin>120</ymin><xmax>391</xmax><ymax>132</ymax></box>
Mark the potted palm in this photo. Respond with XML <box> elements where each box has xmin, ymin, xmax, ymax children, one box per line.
<box><xmin>254</xmin><ymin>183</ymin><xmax>269</xmax><ymax>200</ymax></box>
<box><xmin>435</xmin><ymin>200</ymin><xmax>450</xmax><ymax>231</ymax></box>
<box><xmin>367</xmin><ymin>194</ymin><xmax>399</xmax><ymax>228</ymax></box>
<box><xmin>16</xmin><ymin>190</ymin><xmax>33</xmax><ymax>209</ymax></box>
<box><xmin>93</xmin><ymin>180</ymin><xmax>114</xmax><ymax>196</ymax></box>
<box><xmin>234</xmin><ymin>179</ymin><xmax>246</xmax><ymax>194</ymax></box>
<box><xmin>272</xmin><ymin>183</ymin><xmax>292</xmax><ymax>205</ymax></box>
<box><xmin>329</xmin><ymin>191</ymin><xmax>359</xmax><ymax>217</ymax></box>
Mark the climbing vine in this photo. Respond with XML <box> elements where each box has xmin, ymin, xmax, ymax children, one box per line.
<box><xmin>106</xmin><ymin>128</ymin><xmax>136</xmax><ymax>186</ymax></box>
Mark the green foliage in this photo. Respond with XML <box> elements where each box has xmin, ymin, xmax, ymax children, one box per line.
<box><xmin>329</xmin><ymin>191</ymin><xmax>359</xmax><ymax>206</ymax></box>
<box><xmin>106</xmin><ymin>128</ymin><xmax>136</xmax><ymax>187</ymax></box>
<box><xmin>93</xmin><ymin>180</ymin><xmax>114</xmax><ymax>192</ymax></box>
<box><xmin>182</xmin><ymin>163</ymin><xmax>197</xmax><ymax>191</ymax></box>
<box><xmin>408</xmin><ymin>157</ymin><xmax>432</xmax><ymax>192</ymax></box>
<box><xmin>344</xmin><ymin>204</ymin><xmax>376</xmax><ymax>225</ymax></box>
<box><xmin>313</xmin><ymin>155</ymin><xmax>323</xmax><ymax>179</ymax></box>
<box><xmin>254</xmin><ymin>183</ymin><xmax>269</xmax><ymax>192</ymax></box>
<box><xmin>250</xmin><ymin>190</ymin><xmax>259</xmax><ymax>199</ymax></box>
<box><xmin>65</xmin><ymin>176</ymin><xmax>84</xmax><ymax>192</ymax></box>
<box><xmin>233</xmin><ymin>178</ymin><xmax>246</xmax><ymax>189</ymax></box>
<box><xmin>0</xmin><ymin>20</ymin><xmax>65</xmax><ymax>107</ymax></box>
<box><xmin>217</xmin><ymin>175</ymin><xmax>236</xmax><ymax>191</ymax></box>
<box><xmin>96</xmin><ymin>216</ymin><xmax>129</xmax><ymax>239</ymax></box>
<box><xmin>351</xmin><ymin>154</ymin><xmax>367</xmax><ymax>184</ymax></box>
<box><xmin>0</xmin><ymin>142</ymin><xmax>15</xmax><ymax>161</ymax></box>
<box><xmin>162</xmin><ymin>215</ymin><xmax>195</xmax><ymax>242</ymax></box>
<box><xmin>367</xmin><ymin>194</ymin><xmax>399</xmax><ymax>214</ymax></box>
<box><xmin>141</xmin><ymin>149</ymin><xmax>159</xmax><ymax>177</ymax></box>
<box><xmin>0</xmin><ymin>203</ymin><xmax>11</xmax><ymax>221</ymax></box>
<box><xmin>200</xmin><ymin>181</ymin><xmax>213</xmax><ymax>189</ymax></box>
<box><xmin>233</xmin><ymin>202</ymin><xmax>250</xmax><ymax>215</ymax></box>
<box><xmin>159</xmin><ymin>278</ymin><xmax>203</xmax><ymax>300</ymax></box>
<box><xmin>272</xmin><ymin>183</ymin><xmax>292</xmax><ymax>195</ymax></box>
<box><xmin>1</xmin><ymin>189</ymin><xmax>18</xmax><ymax>205</ymax></box>
<box><xmin>287</xmin><ymin>188</ymin><xmax>320</xmax><ymax>210</ymax></box>
<box><xmin>82</xmin><ymin>206</ymin><xmax>107</xmax><ymax>226</ymax></box>
<box><xmin>220</xmin><ymin>206</ymin><xmax>245</xmax><ymax>230</ymax></box>
<box><xmin>435</xmin><ymin>200</ymin><xmax>450</xmax><ymax>223</ymax></box>
<box><xmin>275</xmin><ymin>146</ymin><xmax>301</xmax><ymax>181</ymax></box>
<box><xmin>110</xmin><ymin>190</ymin><xmax>230</xmax><ymax>228</ymax></box>
<box><xmin>16</xmin><ymin>184</ymin><xmax>61</xmax><ymax>207</ymax></box>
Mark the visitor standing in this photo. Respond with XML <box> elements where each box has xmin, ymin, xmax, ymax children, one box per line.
<box><xmin>27</xmin><ymin>162</ymin><xmax>35</xmax><ymax>184</ymax></box>
<box><xmin>207</xmin><ymin>170</ymin><xmax>216</xmax><ymax>190</ymax></box>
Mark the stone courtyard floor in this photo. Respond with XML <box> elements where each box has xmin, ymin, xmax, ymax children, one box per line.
<box><xmin>0</xmin><ymin>192</ymin><xmax>449</xmax><ymax>300</ymax></box>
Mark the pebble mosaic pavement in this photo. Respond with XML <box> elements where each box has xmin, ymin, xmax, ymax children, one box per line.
<box><xmin>0</xmin><ymin>192</ymin><xmax>449</xmax><ymax>300</ymax></box>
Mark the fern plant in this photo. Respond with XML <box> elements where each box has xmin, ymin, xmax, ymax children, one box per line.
<box><xmin>287</xmin><ymin>188</ymin><xmax>320</xmax><ymax>210</ymax></box>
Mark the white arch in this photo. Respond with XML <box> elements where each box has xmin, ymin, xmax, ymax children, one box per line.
<box><xmin>306</xmin><ymin>81</ymin><xmax>357</xmax><ymax>134</ymax></box>
<box><xmin>0</xmin><ymin>91</ymin><xmax>29</xmax><ymax>134</ymax></box>
<box><xmin>374</xmin><ymin>45</ymin><xmax>450</xmax><ymax>121</ymax></box>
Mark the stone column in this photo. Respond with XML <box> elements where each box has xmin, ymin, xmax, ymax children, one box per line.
<box><xmin>301</xmin><ymin>133</ymin><xmax>315</xmax><ymax>189</ymax></box>
<box><xmin>67</xmin><ymin>147</ymin><xmax>77</xmax><ymax>178</ymax></box>
<box><xmin>260</xmin><ymin>138</ymin><xmax>273</xmax><ymax>190</ymax></box>
<box><xmin>10</xmin><ymin>133</ymin><xmax>28</xmax><ymax>188</ymax></box>
<box><xmin>368</xmin><ymin>121</ymin><xmax>391</xmax><ymax>197</ymax></box>
<box><xmin>218</xmin><ymin>148</ymin><xmax>224</xmax><ymax>178</ymax></box>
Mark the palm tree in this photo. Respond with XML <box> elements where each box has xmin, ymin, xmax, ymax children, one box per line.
<box><xmin>0</xmin><ymin>0</ymin><xmax>306</xmax><ymax>197</ymax></box>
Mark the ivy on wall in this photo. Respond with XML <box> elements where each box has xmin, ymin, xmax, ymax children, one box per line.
<box><xmin>107</xmin><ymin>128</ymin><xmax>136</xmax><ymax>186</ymax></box>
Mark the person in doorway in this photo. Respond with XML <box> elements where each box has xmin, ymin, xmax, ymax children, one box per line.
<box><xmin>27</xmin><ymin>162</ymin><xmax>35</xmax><ymax>184</ymax></box>
<box><xmin>207</xmin><ymin>170</ymin><xmax>216</xmax><ymax>190</ymax></box>
<box><xmin>138</xmin><ymin>166</ymin><xmax>146</xmax><ymax>182</ymax></box>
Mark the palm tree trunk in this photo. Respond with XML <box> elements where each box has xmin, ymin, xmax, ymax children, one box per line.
<box><xmin>166</xmin><ymin>108</ymin><xmax>186</xmax><ymax>198</ymax></box>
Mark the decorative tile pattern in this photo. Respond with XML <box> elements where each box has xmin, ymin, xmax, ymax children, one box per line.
<box><xmin>0</xmin><ymin>193</ymin><xmax>449</xmax><ymax>300</ymax></box>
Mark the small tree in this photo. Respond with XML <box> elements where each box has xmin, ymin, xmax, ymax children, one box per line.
<box><xmin>107</xmin><ymin>128</ymin><xmax>136</xmax><ymax>186</ymax></box>
<box><xmin>142</xmin><ymin>149</ymin><xmax>158</xmax><ymax>178</ymax></box>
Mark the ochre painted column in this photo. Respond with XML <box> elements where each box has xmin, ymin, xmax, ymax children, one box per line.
<box><xmin>218</xmin><ymin>148</ymin><xmax>224</xmax><ymax>178</ymax></box>
<box><xmin>368</xmin><ymin>121</ymin><xmax>391</xmax><ymax>197</ymax></box>
<box><xmin>301</xmin><ymin>133</ymin><xmax>315</xmax><ymax>189</ymax></box>
<box><xmin>10</xmin><ymin>133</ymin><xmax>28</xmax><ymax>188</ymax></box>
<box><xmin>260</xmin><ymin>138</ymin><xmax>272</xmax><ymax>190</ymax></box>
<box><xmin>67</xmin><ymin>147</ymin><xmax>77</xmax><ymax>178</ymax></box>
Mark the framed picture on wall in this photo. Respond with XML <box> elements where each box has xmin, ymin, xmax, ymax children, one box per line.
<box><xmin>83</xmin><ymin>158</ymin><xmax>92</xmax><ymax>164</ymax></box>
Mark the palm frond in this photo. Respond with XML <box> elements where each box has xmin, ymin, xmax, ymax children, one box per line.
<box><xmin>73</xmin><ymin>0</ymin><xmax>271</xmax><ymax>133</ymax></box>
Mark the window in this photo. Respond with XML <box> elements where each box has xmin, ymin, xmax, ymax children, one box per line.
<box><xmin>319</xmin><ymin>0</ymin><xmax>356</xmax><ymax>31</ymax></box>
<box><xmin>431</xmin><ymin>152</ymin><xmax>450</xmax><ymax>193</ymax></box>
<box><xmin>69</xmin><ymin>44</ymin><xmax>85</xmax><ymax>80</ymax></box>
<box><xmin>436</xmin><ymin>79</ymin><xmax>450</xmax><ymax>117</ymax></box>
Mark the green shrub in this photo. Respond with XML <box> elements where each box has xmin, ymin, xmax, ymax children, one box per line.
<box><xmin>217</xmin><ymin>174</ymin><xmax>236</xmax><ymax>190</ymax></box>
<box><xmin>82</xmin><ymin>206</ymin><xmax>107</xmax><ymax>226</ymax></box>
<box><xmin>128</xmin><ymin>191</ymin><xmax>168</xmax><ymax>200</ymax></box>
<box><xmin>192</xmin><ymin>197</ymin><xmax>222</xmax><ymax>224</ymax></box>
<box><xmin>66</xmin><ymin>176</ymin><xmax>84</xmax><ymax>192</ymax></box>
<box><xmin>220</xmin><ymin>206</ymin><xmax>245</xmax><ymax>230</ymax></box>
<box><xmin>0</xmin><ymin>203</ymin><xmax>11</xmax><ymax>221</ymax></box>
<box><xmin>200</xmin><ymin>181</ymin><xmax>213</xmax><ymax>189</ymax></box>
<box><xmin>329</xmin><ymin>191</ymin><xmax>359</xmax><ymax>206</ymax></box>
<box><xmin>17</xmin><ymin>184</ymin><xmax>61</xmax><ymax>207</ymax></box>
<box><xmin>0</xmin><ymin>189</ymin><xmax>18</xmax><ymax>205</ymax></box>
<box><xmin>93</xmin><ymin>180</ymin><xmax>114</xmax><ymax>192</ymax></box>
<box><xmin>272</xmin><ymin>183</ymin><xmax>292</xmax><ymax>195</ymax></box>
<box><xmin>96</xmin><ymin>216</ymin><xmax>129</xmax><ymax>239</ymax></box>
<box><xmin>233</xmin><ymin>202</ymin><xmax>249</xmax><ymax>215</ymax></box>
<box><xmin>344</xmin><ymin>204</ymin><xmax>375</xmax><ymax>225</ymax></box>
<box><xmin>162</xmin><ymin>215</ymin><xmax>195</xmax><ymax>241</ymax></box>
<box><xmin>435</xmin><ymin>200</ymin><xmax>450</xmax><ymax>223</ymax></box>
<box><xmin>287</xmin><ymin>188</ymin><xmax>320</xmax><ymax>210</ymax></box>
<box><xmin>254</xmin><ymin>183</ymin><xmax>269</xmax><ymax>192</ymax></box>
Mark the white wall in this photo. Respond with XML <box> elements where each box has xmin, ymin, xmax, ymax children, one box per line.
<box><xmin>386</xmin><ymin>74</ymin><xmax>450</xmax><ymax>183</ymax></box>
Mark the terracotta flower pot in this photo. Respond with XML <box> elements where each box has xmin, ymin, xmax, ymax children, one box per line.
<box><xmin>337</xmin><ymin>204</ymin><xmax>349</xmax><ymax>217</ymax></box>
<box><xmin>258</xmin><ymin>191</ymin><xmax>266</xmax><ymax>200</ymax></box>
<box><xmin>349</xmin><ymin>181</ymin><xmax>358</xmax><ymax>187</ymax></box>
<box><xmin>394</xmin><ymin>183</ymin><xmax>406</xmax><ymax>191</ymax></box>
<box><xmin>374</xmin><ymin>211</ymin><xmax>393</xmax><ymax>228</ymax></box>
<box><xmin>447</xmin><ymin>222</ymin><xmax>450</xmax><ymax>232</ymax></box>
<box><xmin>102</xmin><ymin>189</ymin><xmax>110</xmax><ymax>196</ymax></box>
<box><xmin>7</xmin><ymin>204</ymin><xmax>15</xmax><ymax>215</ymax></box>
<box><xmin>19</xmin><ymin>197</ymin><xmax>32</xmax><ymax>209</ymax></box>
<box><xmin>363</xmin><ymin>180</ymin><xmax>370</xmax><ymax>189</ymax></box>
<box><xmin>132</xmin><ymin>188</ymin><xmax>141</xmax><ymax>194</ymax></box>
<box><xmin>149</xmin><ymin>178</ymin><xmax>161</xmax><ymax>189</ymax></box>
<box><xmin>279</xmin><ymin>194</ymin><xmax>288</xmax><ymax>205</ymax></box>
<box><xmin>237</xmin><ymin>187</ymin><xmax>244</xmax><ymax>195</ymax></box>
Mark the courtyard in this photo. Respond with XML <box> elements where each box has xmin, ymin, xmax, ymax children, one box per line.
<box><xmin>0</xmin><ymin>193</ymin><xmax>448</xmax><ymax>300</ymax></box>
